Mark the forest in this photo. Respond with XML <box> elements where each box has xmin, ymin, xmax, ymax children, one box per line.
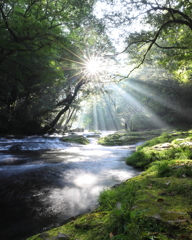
<box><xmin>0</xmin><ymin>0</ymin><xmax>192</xmax><ymax>135</ymax></box>
<box><xmin>1</xmin><ymin>1</ymin><xmax>192</xmax><ymax>240</ymax></box>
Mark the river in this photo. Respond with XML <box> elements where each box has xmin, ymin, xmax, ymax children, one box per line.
<box><xmin>0</xmin><ymin>132</ymin><xmax>141</xmax><ymax>240</ymax></box>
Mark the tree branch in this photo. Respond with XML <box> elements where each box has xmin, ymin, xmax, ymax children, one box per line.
<box><xmin>154</xmin><ymin>42</ymin><xmax>188</xmax><ymax>49</ymax></box>
<box><xmin>0</xmin><ymin>6</ymin><xmax>18</xmax><ymax>41</ymax></box>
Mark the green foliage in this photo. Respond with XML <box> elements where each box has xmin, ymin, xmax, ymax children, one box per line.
<box><xmin>0</xmin><ymin>0</ymin><xmax>114</xmax><ymax>134</ymax></box>
<box><xmin>102</xmin><ymin>0</ymin><xmax>192</xmax><ymax>82</ymax></box>
<box><xmin>98</xmin><ymin>182</ymin><xmax>136</xmax><ymax>211</ymax></box>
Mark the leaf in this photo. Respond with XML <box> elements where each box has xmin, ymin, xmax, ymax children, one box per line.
<box><xmin>130</xmin><ymin>210</ymin><xmax>137</xmax><ymax>219</ymax></box>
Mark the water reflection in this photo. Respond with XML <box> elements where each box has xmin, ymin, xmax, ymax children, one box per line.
<box><xmin>0</xmin><ymin>134</ymin><xmax>141</xmax><ymax>240</ymax></box>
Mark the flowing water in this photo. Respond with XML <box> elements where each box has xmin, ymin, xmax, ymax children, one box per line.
<box><xmin>0</xmin><ymin>132</ymin><xmax>141</xmax><ymax>240</ymax></box>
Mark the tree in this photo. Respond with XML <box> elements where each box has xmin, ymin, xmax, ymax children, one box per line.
<box><xmin>101</xmin><ymin>0</ymin><xmax>192</xmax><ymax>80</ymax></box>
<box><xmin>0</xmin><ymin>0</ymin><xmax>109</xmax><ymax>134</ymax></box>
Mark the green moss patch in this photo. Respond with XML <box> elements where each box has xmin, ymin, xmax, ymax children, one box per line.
<box><xmin>126</xmin><ymin>130</ymin><xmax>192</xmax><ymax>169</ymax></box>
<box><xmin>98</xmin><ymin>129</ymin><xmax>163</xmax><ymax>146</ymax></box>
<box><xmin>61</xmin><ymin>135</ymin><xmax>90</xmax><ymax>145</ymax></box>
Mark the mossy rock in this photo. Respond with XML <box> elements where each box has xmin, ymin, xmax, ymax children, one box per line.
<box><xmin>61</xmin><ymin>135</ymin><xmax>90</xmax><ymax>145</ymax></box>
<box><xmin>98</xmin><ymin>130</ymin><xmax>163</xmax><ymax>146</ymax></box>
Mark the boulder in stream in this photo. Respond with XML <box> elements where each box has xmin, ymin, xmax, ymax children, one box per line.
<box><xmin>61</xmin><ymin>135</ymin><xmax>89</xmax><ymax>145</ymax></box>
<box><xmin>9</xmin><ymin>144</ymin><xmax>23</xmax><ymax>151</ymax></box>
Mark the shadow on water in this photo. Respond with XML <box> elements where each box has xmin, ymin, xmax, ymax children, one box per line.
<box><xmin>0</xmin><ymin>134</ymin><xmax>141</xmax><ymax>240</ymax></box>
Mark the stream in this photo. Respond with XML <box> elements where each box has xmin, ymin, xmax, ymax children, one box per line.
<box><xmin>0</xmin><ymin>132</ymin><xmax>141</xmax><ymax>240</ymax></box>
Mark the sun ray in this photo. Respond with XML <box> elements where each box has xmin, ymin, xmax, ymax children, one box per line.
<box><xmin>62</xmin><ymin>45</ymin><xmax>88</xmax><ymax>63</ymax></box>
<box><xmin>67</xmin><ymin>71</ymin><xmax>84</xmax><ymax>81</ymax></box>
<box><xmin>62</xmin><ymin>67</ymin><xmax>85</xmax><ymax>70</ymax></box>
<box><xmin>60</xmin><ymin>57</ymin><xmax>85</xmax><ymax>66</ymax></box>
<box><xmin>76</xmin><ymin>70</ymin><xmax>90</xmax><ymax>84</ymax></box>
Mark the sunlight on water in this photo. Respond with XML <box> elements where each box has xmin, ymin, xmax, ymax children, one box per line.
<box><xmin>74</xmin><ymin>173</ymin><xmax>98</xmax><ymax>187</ymax></box>
<box><xmin>44</xmin><ymin>185</ymin><xmax>103</xmax><ymax>218</ymax></box>
<box><xmin>107</xmin><ymin>169</ymin><xmax>137</xmax><ymax>181</ymax></box>
<box><xmin>0</xmin><ymin>133</ymin><xmax>141</xmax><ymax>240</ymax></box>
<box><xmin>77</xmin><ymin>149</ymin><xmax>111</xmax><ymax>156</ymax></box>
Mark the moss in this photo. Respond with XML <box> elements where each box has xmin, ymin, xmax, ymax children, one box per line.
<box><xmin>137</xmin><ymin>130</ymin><xmax>192</xmax><ymax>150</ymax></box>
<box><xmin>61</xmin><ymin>135</ymin><xmax>90</xmax><ymax>145</ymax></box>
<box><xmin>98</xmin><ymin>129</ymin><xmax>163</xmax><ymax>146</ymax></box>
<box><xmin>126</xmin><ymin>130</ymin><xmax>192</xmax><ymax>169</ymax></box>
<box><xmin>27</xmin><ymin>212</ymin><xmax>111</xmax><ymax>240</ymax></box>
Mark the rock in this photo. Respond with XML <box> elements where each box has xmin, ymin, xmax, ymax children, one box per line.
<box><xmin>57</xmin><ymin>232</ymin><xmax>70</xmax><ymax>239</ymax></box>
<box><xmin>153</xmin><ymin>142</ymin><xmax>172</xmax><ymax>150</ymax></box>
<box><xmin>39</xmin><ymin>232</ymin><xmax>50</xmax><ymax>240</ymax></box>
<box><xmin>70</xmin><ymin>128</ymin><xmax>84</xmax><ymax>132</ymax></box>
<box><xmin>61</xmin><ymin>135</ymin><xmax>89</xmax><ymax>145</ymax></box>
<box><xmin>180</xmin><ymin>141</ymin><xmax>192</xmax><ymax>147</ymax></box>
<box><xmin>151</xmin><ymin>213</ymin><xmax>161</xmax><ymax>220</ymax></box>
<box><xmin>86</xmin><ymin>134</ymin><xmax>100</xmax><ymax>138</ymax></box>
<box><xmin>10</xmin><ymin>144</ymin><xmax>22</xmax><ymax>151</ymax></box>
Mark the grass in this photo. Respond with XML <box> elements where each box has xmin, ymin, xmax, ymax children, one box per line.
<box><xmin>27</xmin><ymin>129</ymin><xmax>192</xmax><ymax>240</ymax></box>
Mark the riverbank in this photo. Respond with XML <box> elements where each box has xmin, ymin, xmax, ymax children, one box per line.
<box><xmin>27</xmin><ymin>129</ymin><xmax>192</xmax><ymax>240</ymax></box>
<box><xmin>98</xmin><ymin>129</ymin><xmax>165</xmax><ymax>146</ymax></box>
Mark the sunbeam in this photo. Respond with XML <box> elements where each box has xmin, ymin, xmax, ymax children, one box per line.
<box><xmin>122</xmin><ymin>80</ymin><xmax>192</xmax><ymax>123</ymax></box>
<box><xmin>59</xmin><ymin>43</ymin><xmax>171</xmax><ymax>132</ymax></box>
<box><xmin>110</xmin><ymin>84</ymin><xmax>169</xmax><ymax>129</ymax></box>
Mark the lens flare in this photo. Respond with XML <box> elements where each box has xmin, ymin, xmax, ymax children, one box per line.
<box><xmin>86</xmin><ymin>59</ymin><xmax>100</xmax><ymax>75</ymax></box>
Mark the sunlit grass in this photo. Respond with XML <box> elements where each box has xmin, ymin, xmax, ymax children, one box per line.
<box><xmin>126</xmin><ymin>130</ymin><xmax>192</xmax><ymax>169</ymax></box>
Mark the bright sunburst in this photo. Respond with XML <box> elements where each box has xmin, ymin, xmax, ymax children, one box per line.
<box><xmin>60</xmin><ymin>44</ymin><xmax>120</xmax><ymax>89</ymax></box>
<box><xmin>86</xmin><ymin>59</ymin><xmax>100</xmax><ymax>75</ymax></box>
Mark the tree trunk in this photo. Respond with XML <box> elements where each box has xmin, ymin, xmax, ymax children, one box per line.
<box><xmin>63</xmin><ymin>107</ymin><xmax>77</xmax><ymax>132</ymax></box>
<box><xmin>39</xmin><ymin>80</ymin><xmax>84</xmax><ymax>134</ymax></box>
